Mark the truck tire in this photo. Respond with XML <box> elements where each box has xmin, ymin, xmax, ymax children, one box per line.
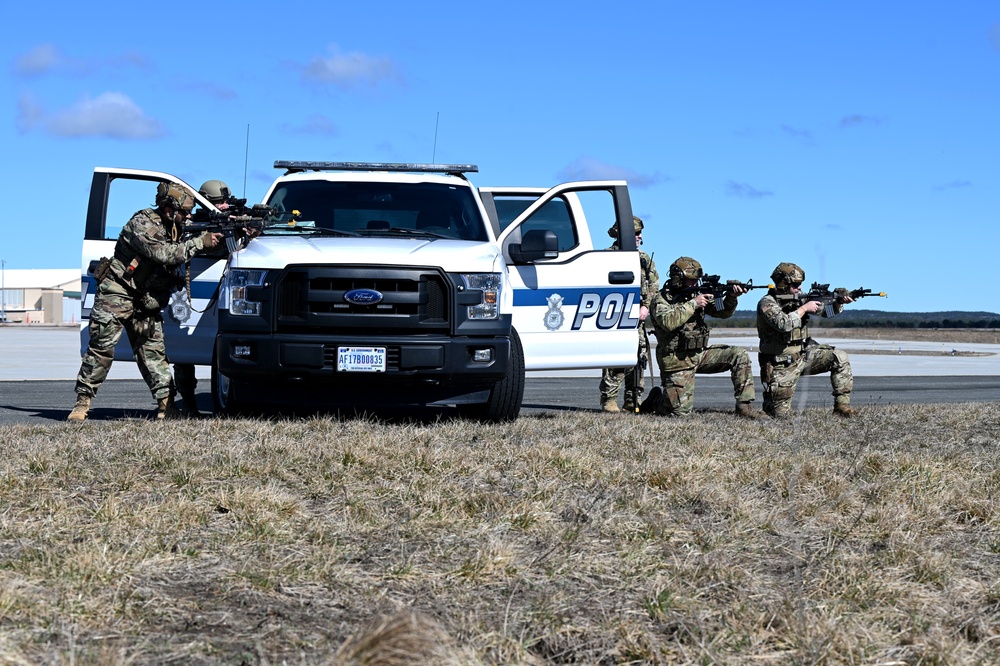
<box><xmin>460</xmin><ymin>329</ymin><xmax>525</xmax><ymax>422</ymax></box>
<box><xmin>211</xmin><ymin>353</ymin><xmax>247</xmax><ymax>416</ymax></box>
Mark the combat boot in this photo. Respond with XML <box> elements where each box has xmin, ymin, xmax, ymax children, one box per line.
<box><xmin>156</xmin><ymin>396</ymin><xmax>180</xmax><ymax>420</ymax></box>
<box><xmin>67</xmin><ymin>394</ymin><xmax>91</xmax><ymax>422</ymax></box>
<box><xmin>735</xmin><ymin>402</ymin><xmax>765</xmax><ymax>419</ymax></box>
<box><xmin>601</xmin><ymin>397</ymin><xmax>620</xmax><ymax>413</ymax></box>
<box><xmin>622</xmin><ymin>395</ymin><xmax>639</xmax><ymax>413</ymax></box>
<box><xmin>833</xmin><ymin>401</ymin><xmax>857</xmax><ymax>418</ymax></box>
<box><xmin>639</xmin><ymin>386</ymin><xmax>663</xmax><ymax>415</ymax></box>
<box><xmin>179</xmin><ymin>391</ymin><xmax>202</xmax><ymax>418</ymax></box>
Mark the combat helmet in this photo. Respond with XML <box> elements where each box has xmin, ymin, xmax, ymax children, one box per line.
<box><xmin>770</xmin><ymin>262</ymin><xmax>805</xmax><ymax>291</ymax></box>
<box><xmin>607</xmin><ymin>215</ymin><xmax>645</xmax><ymax>239</ymax></box>
<box><xmin>198</xmin><ymin>179</ymin><xmax>231</xmax><ymax>204</ymax></box>
<box><xmin>155</xmin><ymin>182</ymin><xmax>195</xmax><ymax>212</ymax></box>
<box><xmin>668</xmin><ymin>256</ymin><xmax>703</xmax><ymax>290</ymax></box>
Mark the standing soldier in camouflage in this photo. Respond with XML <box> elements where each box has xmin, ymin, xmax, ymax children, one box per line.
<box><xmin>599</xmin><ymin>216</ymin><xmax>659</xmax><ymax>413</ymax></box>
<box><xmin>172</xmin><ymin>179</ymin><xmax>233</xmax><ymax>417</ymax></box>
<box><xmin>67</xmin><ymin>183</ymin><xmax>223</xmax><ymax>422</ymax></box>
<box><xmin>640</xmin><ymin>257</ymin><xmax>761</xmax><ymax>418</ymax></box>
<box><xmin>756</xmin><ymin>262</ymin><xmax>856</xmax><ymax>418</ymax></box>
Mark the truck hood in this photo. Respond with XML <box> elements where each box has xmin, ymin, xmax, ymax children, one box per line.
<box><xmin>229</xmin><ymin>235</ymin><xmax>502</xmax><ymax>272</ymax></box>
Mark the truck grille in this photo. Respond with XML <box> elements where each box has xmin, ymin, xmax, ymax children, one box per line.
<box><xmin>275</xmin><ymin>266</ymin><xmax>450</xmax><ymax>332</ymax></box>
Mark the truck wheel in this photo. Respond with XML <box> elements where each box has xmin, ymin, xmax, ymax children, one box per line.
<box><xmin>460</xmin><ymin>329</ymin><xmax>525</xmax><ymax>422</ymax></box>
<box><xmin>211</xmin><ymin>353</ymin><xmax>246</xmax><ymax>416</ymax></box>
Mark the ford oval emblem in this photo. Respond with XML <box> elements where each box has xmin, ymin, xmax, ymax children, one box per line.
<box><xmin>344</xmin><ymin>288</ymin><xmax>384</xmax><ymax>305</ymax></box>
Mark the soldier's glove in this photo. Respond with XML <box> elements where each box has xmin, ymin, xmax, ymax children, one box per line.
<box><xmin>140</xmin><ymin>292</ymin><xmax>169</xmax><ymax>311</ymax></box>
<box><xmin>200</xmin><ymin>231</ymin><xmax>222</xmax><ymax>250</ymax></box>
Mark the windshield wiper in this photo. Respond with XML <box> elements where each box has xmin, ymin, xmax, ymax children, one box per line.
<box><xmin>380</xmin><ymin>227</ymin><xmax>449</xmax><ymax>239</ymax></box>
<box><xmin>264</xmin><ymin>226</ymin><xmax>359</xmax><ymax>237</ymax></box>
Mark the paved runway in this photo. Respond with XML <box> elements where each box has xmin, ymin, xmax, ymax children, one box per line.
<box><xmin>3</xmin><ymin>326</ymin><xmax>1000</xmax><ymax>381</ymax></box>
<box><xmin>2</xmin><ymin>326</ymin><xmax>998</xmax><ymax>424</ymax></box>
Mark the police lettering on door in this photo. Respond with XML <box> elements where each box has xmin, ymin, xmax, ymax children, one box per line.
<box><xmin>572</xmin><ymin>291</ymin><xmax>640</xmax><ymax>330</ymax></box>
<box><xmin>528</xmin><ymin>288</ymin><xmax>641</xmax><ymax>331</ymax></box>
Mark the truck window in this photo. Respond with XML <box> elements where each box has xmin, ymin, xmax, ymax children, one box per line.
<box><xmin>266</xmin><ymin>181</ymin><xmax>489</xmax><ymax>241</ymax></box>
<box><xmin>104</xmin><ymin>177</ymin><xmax>159</xmax><ymax>240</ymax></box>
<box><xmin>494</xmin><ymin>197</ymin><xmax>579</xmax><ymax>252</ymax></box>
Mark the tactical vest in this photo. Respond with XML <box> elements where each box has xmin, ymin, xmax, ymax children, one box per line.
<box><xmin>109</xmin><ymin>209</ymin><xmax>180</xmax><ymax>297</ymax></box>
<box><xmin>757</xmin><ymin>293</ymin><xmax>809</xmax><ymax>355</ymax></box>
<box><xmin>655</xmin><ymin>287</ymin><xmax>711</xmax><ymax>353</ymax></box>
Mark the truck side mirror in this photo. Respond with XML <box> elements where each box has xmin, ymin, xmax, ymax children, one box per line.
<box><xmin>509</xmin><ymin>229</ymin><xmax>559</xmax><ymax>264</ymax></box>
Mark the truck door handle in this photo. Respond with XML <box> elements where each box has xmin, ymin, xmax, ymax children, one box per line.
<box><xmin>608</xmin><ymin>271</ymin><xmax>634</xmax><ymax>284</ymax></box>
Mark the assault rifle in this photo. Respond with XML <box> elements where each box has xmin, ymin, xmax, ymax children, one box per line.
<box><xmin>185</xmin><ymin>202</ymin><xmax>273</xmax><ymax>253</ymax></box>
<box><xmin>778</xmin><ymin>282</ymin><xmax>888</xmax><ymax>318</ymax></box>
<box><xmin>630</xmin><ymin>325</ymin><xmax>651</xmax><ymax>413</ymax></box>
<box><xmin>680</xmin><ymin>275</ymin><xmax>771</xmax><ymax>305</ymax></box>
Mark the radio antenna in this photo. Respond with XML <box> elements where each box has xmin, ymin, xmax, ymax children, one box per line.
<box><xmin>243</xmin><ymin>124</ymin><xmax>250</xmax><ymax>197</ymax></box>
<box><xmin>432</xmin><ymin>112</ymin><xmax>440</xmax><ymax>163</ymax></box>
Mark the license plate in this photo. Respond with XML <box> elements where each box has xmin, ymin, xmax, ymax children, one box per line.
<box><xmin>337</xmin><ymin>347</ymin><xmax>386</xmax><ymax>372</ymax></box>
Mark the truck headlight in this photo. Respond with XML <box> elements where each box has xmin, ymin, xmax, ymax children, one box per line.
<box><xmin>222</xmin><ymin>269</ymin><xmax>267</xmax><ymax>316</ymax></box>
<box><xmin>461</xmin><ymin>273</ymin><xmax>501</xmax><ymax>320</ymax></box>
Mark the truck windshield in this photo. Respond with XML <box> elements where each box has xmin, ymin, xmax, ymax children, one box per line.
<box><xmin>264</xmin><ymin>181</ymin><xmax>489</xmax><ymax>241</ymax></box>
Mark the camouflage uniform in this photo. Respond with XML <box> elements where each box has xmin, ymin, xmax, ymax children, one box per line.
<box><xmin>173</xmin><ymin>179</ymin><xmax>236</xmax><ymax>417</ymax></box>
<box><xmin>599</xmin><ymin>245</ymin><xmax>659</xmax><ymax>411</ymax></box>
<box><xmin>75</xmin><ymin>208</ymin><xmax>209</xmax><ymax>403</ymax></box>
<box><xmin>756</xmin><ymin>291</ymin><xmax>853</xmax><ymax>417</ymax></box>
<box><xmin>643</xmin><ymin>283</ymin><xmax>754</xmax><ymax>416</ymax></box>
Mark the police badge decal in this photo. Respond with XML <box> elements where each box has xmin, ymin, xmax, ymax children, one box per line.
<box><xmin>168</xmin><ymin>290</ymin><xmax>192</xmax><ymax>324</ymax></box>
<box><xmin>544</xmin><ymin>293</ymin><xmax>565</xmax><ymax>331</ymax></box>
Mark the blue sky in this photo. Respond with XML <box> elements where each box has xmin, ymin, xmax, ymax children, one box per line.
<box><xmin>3</xmin><ymin>1</ymin><xmax>999</xmax><ymax>313</ymax></box>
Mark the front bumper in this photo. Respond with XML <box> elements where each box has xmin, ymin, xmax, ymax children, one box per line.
<box><xmin>215</xmin><ymin>332</ymin><xmax>511</xmax><ymax>405</ymax></box>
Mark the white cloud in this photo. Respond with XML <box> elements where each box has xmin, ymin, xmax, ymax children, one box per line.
<box><xmin>557</xmin><ymin>157</ymin><xmax>667</xmax><ymax>188</ymax></box>
<box><xmin>281</xmin><ymin>114</ymin><xmax>340</xmax><ymax>136</ymax></box>
<box><xmin>301</xmin><ymin>46</ymin><xmax>401</xmax><ymax>89</ymax></box>
<box><xmin>725</xmin><ymin>181</ymin><xmax>774</xmax><ymax>198</ymax></box>
<box><xmin>933</xmin><ymin>180</ymin><xmax>972</xmax><ymax>191</ymax></box>
<box><xmin>41</xmin><ymin>93</ymin><xmax>166</xmax><ymax>139</ymax></box>
<box><xmin>781</xmin><ymin>124</ymin><xmax>814</xmax><ymax>145</ymax></box>
<box><xmin>181</xmin><ymin>80</ymin><xmax>239</xmax><ymax>101</ymax></box>
<box><xmin>839</xmin><ymin>114</ymin><xmax>883</xmax><ymax>129</ymax></box>
<box><xmin>12</xmin><ymin>43</ymin><xmax>150</xmax><ymax>78</ymax></box>
<box><xmin>15</xmin><ymin>93</ymin><xmax>45</xmax><ymax>132</ymax></box>
<box><xmin>13</xmin><ymin>44</ymin><xmax>62</xmax><ymax>77</ymax></box>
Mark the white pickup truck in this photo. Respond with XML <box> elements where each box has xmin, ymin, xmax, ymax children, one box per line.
<box><xmin>81</xmin><ymin>162</ymin><xmax>644</xmax><ymax>421</ymax></box>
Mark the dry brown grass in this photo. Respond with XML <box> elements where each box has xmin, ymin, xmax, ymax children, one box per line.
<box><xmin>1</xmin><ymin>405</ymin><xmax>999</xmax><ymax>664</ymax></box>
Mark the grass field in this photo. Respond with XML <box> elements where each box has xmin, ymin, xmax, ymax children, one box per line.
<box><xmin>2</xmin><ymin>403</ymin><xmax>999</xmax><ymax>664</ymax></box>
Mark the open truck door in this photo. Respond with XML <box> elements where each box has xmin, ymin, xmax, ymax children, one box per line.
<box><xmin>482</xmin><ymin>181</ymin><xmax>641</xmax><ymax>371</ymax></box>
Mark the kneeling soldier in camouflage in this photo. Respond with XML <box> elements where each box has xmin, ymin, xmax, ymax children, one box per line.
<box><xmin>641</xmin><ymin>257</ymin><xmax>761</xmax><ymax>418</ymax></box>
<box><xmin>756</xmin><ymin>262</ymin><xmax>856</xmax><ymax>418</ymax></box>
<box><xmin>68</xmin><ymin>183</ymin><xmax>222</xmax><ymax>422</ymax></box>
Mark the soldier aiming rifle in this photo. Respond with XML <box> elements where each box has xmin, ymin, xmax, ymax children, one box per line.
<box><xmin>640</xmin><ymin>257</ymin><xmax>762</xmax><ymax>418</ymax></box>
<box><xmin>776</xmin><ymin>282</ymin><xmax>887</xmax><ymax>319</ymax></box>
<box><xmin>171</xmin><ymin>179</ymin><xmax>271</xmax><ymax>417</ymax></box>
<box><xmin>678</xmin><ymin>275</ymin><xmax>772</xmax><ymax>304</ymax></box>
<box><xmin>186</xmin><ymin>181</ymin><xmax>271</xmax><ymax>253</ymax></box>
<box><xmin>756</xmin><ymin>263</ymin><xmax>886</xmax><ymax>419</ymax></box>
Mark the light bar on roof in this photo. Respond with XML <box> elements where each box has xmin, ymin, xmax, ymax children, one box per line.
<box><xmin>274</xmin><ymin>161</ymin><xmax>478</xmax><ymax>175</ymax></box>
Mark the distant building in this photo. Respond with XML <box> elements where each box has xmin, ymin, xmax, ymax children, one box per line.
<box><xmin>1</xmin><ymin>269</ymin><xmax>81</xmax><ymax>324</ymax></box>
